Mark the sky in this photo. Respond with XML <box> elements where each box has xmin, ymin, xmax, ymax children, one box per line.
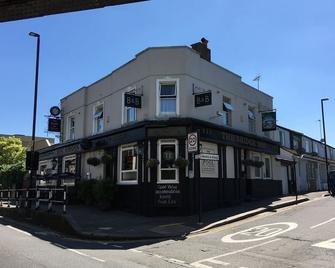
<box><xmin>0</xmin><ymin>0</ymin><xmax>334</xmax><ymax>146</ymax></box>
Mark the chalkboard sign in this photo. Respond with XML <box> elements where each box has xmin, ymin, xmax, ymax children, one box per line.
<box><xmin>124</xmin><ymin>93</ymin><xmax>141</xmax><ymax>108</ymax></box>
<box><xmin>195</xmin><ymin>91</ymin><xmax>212</xmax><ymax>107</ymax></box>
<box><xmin>48</xmin><ymin>118</ymin><xmax>61</xmax><ymax>132</ymax></box>
<box><xmin>155</xmin><ymin>184</ymin><xmax>181</xmax><ymax>207</ymax></box>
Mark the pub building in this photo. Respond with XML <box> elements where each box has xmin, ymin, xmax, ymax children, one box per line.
<box><xmin>38</xmin><ymin>39</ymin><xmax>280</xmax><ymax>215</ymax></box>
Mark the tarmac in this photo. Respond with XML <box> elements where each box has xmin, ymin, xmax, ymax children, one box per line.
<box><xmin>64</xmin><ymin>191</ymin><xmax>328</xmax><ymax>240</ymax></box>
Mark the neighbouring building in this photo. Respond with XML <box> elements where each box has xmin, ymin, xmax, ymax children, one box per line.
<box><xmin>38</xmin><ymin>39</ymin><xmax>284</xmax><ymax>215</ymax></box>
<box><xmin>273</xmin><ymin>126</ymin><xmax>335</xmax><ymax>195</ymax></box>
<box><xmin>0</xmin><ymin>134</ymin><xmax>54</xmax><ymax>151</ymax></box>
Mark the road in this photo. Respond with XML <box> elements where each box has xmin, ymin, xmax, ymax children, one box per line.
<box><xmin>0</xmin><ymin>196</ymin><xmax>334</xmax><ymax>267</ymax></box>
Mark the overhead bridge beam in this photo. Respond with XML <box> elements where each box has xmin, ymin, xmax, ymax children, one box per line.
<box><xmin>0</xmin><ymin>0</ymin><xmax>147</xmax><ymax>23</ymax></box>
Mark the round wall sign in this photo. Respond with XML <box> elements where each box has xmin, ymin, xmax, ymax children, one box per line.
<box><xmin>50</xmin><ymin>106</ymin><xmax>61</xmax><ymax>116</ymax></box>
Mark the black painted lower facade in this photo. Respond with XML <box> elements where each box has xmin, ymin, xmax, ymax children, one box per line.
<box><xmin>38</xmin><ymin>118</ymin><xmax>281</xmax><ymax>216</ymax></box>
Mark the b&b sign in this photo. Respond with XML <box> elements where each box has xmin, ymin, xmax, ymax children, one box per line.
<box><xmin>48</xmin><ymin>118</ymin><xmax>61</xmax><ymax>132</ymax></box>
<box><xmin>124</xmin><ymin>93</ymin><xmax>141</xmax><ymax>108</ymax></box>
<box><xmin>195</xmin><ymin>91</ymin><xmax>212</xmax><ymax>107</ymax></box>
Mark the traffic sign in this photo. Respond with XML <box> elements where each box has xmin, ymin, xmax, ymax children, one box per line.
<box><xmin>187</xmin><ymin>132</ymin><xmax>198</xmax><ymax>153</ymax></box>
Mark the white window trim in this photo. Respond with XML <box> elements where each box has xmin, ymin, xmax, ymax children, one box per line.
<box><xmin>62</xmin><ymin>154</ymin><xmax>76</xmax><ymax>173</ymax></box>
<box><xmin>92</xmin><ymin>102</ymin><xmax>104</xmax><ymax>135</ymax></box>
<box><xmin>38</xmin><ymin>160</ymin><xmax>49</xmax><ymax>175</ymax></box>
<box><xmin>157</xmin><ymin>139</ymin><xmax>179</xmax><ymax>184</ymax></box>
<box><xmin>66</xmin><ymin>114</ymin><xmax>76</xmax><ymax>140</ymax></box>
<box><xmin>156</xmin><ymin>78</ymin><xmax>180</xmax><ymax>117</ymax></box>
<box><xmin>118</xmin><ymin>143</ymin><xmax>138</xmax><ymax>185</ymax></box>
<box><xmin>122</xmin><ymin>88</ymin><xmax>137</xmax><ymax>125</ymax></box>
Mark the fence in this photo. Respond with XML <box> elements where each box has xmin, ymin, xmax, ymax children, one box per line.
<box><xmin>0</xmin><ymin>187</ymin><xmax>67</xmax><ymax>213</ymax></box>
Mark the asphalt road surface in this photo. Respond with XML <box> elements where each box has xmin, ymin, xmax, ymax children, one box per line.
<box><xmin>1</xmin><ymin>196</ymin><xmax>334</xmax><ymax>268</ymax></box>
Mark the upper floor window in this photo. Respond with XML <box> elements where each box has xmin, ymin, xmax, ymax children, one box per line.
<box><xmin>158</xmin><ymin>139</ymin><xmax>179</xmax><ymax>183</ymax></box>
<box><xmin>222</xmin><ymin>96</ymin><xmax>233</xmax><ymax>126</ymax></box>
<box><xmin>93</xmin><ymin>104</ymin><xmax>104</xmax><ymax>134</ymax></box>
<box><xmin>279</xmin><ymin>131</ymin><xmax>285</xmax><ymax>146</ymax></box>
<box><xmin>313</xmin><ymin>142</ymin><xmax>319</xmax><ymax>154</ymax></box>
<box><xmin>156</xmin><ymin>79</ymin><xmax>179</xmax><ymax>116</ymax></box>
<box><xmin>248</xmin><ymin>107</ymin><xmax>256</xmax><ymax>133</ymax></box>
<box><xmin>305</xmin><ymin>140</ymin><xmax>310</xmax><ymax>153</ymax></box>
<box><xmin>123</xmin><ymin>90</ymin><xmax>137</xmax><ymax>124</ymax></box>
<box><xmin>119</xmin><ymin>144</ymin><xmax>138</xmax><ymax>184</ymax></box>
<box><xmin>67</xmin><ymin>116</ymin><xmax>75</xmax><ymax>140</ymax></box>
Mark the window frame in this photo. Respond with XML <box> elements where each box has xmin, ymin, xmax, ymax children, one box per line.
<box><xmin>156</xmin><ymin>78</ymin><xmax>180</xmax><ymax>117</ymax></box>
<box><xmin>222</xmin><ymin>96</ymin><xmax>233</xmax><ymax>127</ymax></box>
<box><xmin>122</xmin><ymin>88</ymin><xmax>138</xmax><ymax>124</ymax></box>
<box><xmin>62</xmin><ymin>154</ymin><xmax>76</xmax><ymax>174</ymax></box>
<box><xmin>93</xmin><ymin>102</ymin><xmax>104</xmax><ymax>134</ymax></box>
<box><xmin>157</xmin><ymin>139</ymin><xmax>179</xmax><ymax>184</ymax></box>
<box><xmin>264</xmin><ymin>157</ymin><xmax>271</xmax><ymax>179</ymax></box>
<box><xmin>118</xmin><ymin>143</ymin><xmax>138</xmax><ymax>185</ymax></box>
<box><xmin>279</xmin><ymin>131</ymin><xmax>285</xmax><ymax>146</ymax></box>
<box><xmin>253</xmin><ymin>155</ymin><xmax>261</xmax><ymax>179</ymax></box>
<box><xmin>248</xmin><ymin>107</ymin><xmax>256</xmax><ymax>133</ymax></box>
<box><xmin>67</xmin><ymin>115</ymin><xmax>75</xmax><ymax>140</ymax></box>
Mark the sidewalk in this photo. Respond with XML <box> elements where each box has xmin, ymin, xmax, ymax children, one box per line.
<box><xmin>64</xmin><ymin>191</ymin><xmax>327</xmax><ymax>240</ymax></box>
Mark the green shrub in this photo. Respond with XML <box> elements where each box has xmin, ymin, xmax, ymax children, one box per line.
<box><xmin>76</xmin><ymin>179</ymin><xmax>98</xmax><ymax>205</ymax></box>
<box><xmin>93</xmin><ymin>179</ymin><xmax>116</xmax><ymax>210</ymax></box>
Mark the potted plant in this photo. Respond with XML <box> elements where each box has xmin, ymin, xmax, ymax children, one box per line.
<box><xmin>87</xmin><ymin>157</ymin><xmax>101</xmax><ymax>166</ymax></box>
<box><xmin>174</xmin><ymin>157</ymin><xmax>189</xmax><ymax>168</ymax></box>
<box><xmin>146</xmin><ymin>159</ymin><xmax>160</xmax><ymax>168</ymax></box>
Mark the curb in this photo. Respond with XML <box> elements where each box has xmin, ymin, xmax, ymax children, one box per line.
<box><xmin>191</xmin><ymin>197</ymin><xmax>309</xmax><ymax>235</ymax></box>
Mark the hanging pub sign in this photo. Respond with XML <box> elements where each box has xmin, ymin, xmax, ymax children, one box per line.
<box><xmin>48</xmin><ymin>118</ymin><xmax>61</xmax><ymax>132</ymax></box>
<box><xmin>124</xmin><ymin>93</ymin><xmax>142</xmax><ymax>108</ymax></box>
<box><xmin>262</xmin><ymin>111</ymin><xmax>277</xmax><ymax>131</ymax></box>
<box><xmin>195</xmin><ymin>91</ymin><xmax>212</xmax><ymax>107</ymax></box>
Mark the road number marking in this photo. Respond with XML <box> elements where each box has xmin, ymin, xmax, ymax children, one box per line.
<box><xmin>221</xmin><ymin>222</ymin><xmax>298</xmax><ymax>243</ymax></box>
<box><xmin>312</xmin><ymin>238</ymin><xmax>335</xmax><ymax>250</ymax></box>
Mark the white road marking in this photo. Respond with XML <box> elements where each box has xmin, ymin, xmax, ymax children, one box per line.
<box><xmin>130</xmin><ymin>249</ymin><xmax>143</xmax><ymax>253</ymax></box>
<box><xmin>207</xmin><ymin>259</ymin><xmax>229</xmax><ymax>265</ymax></box>
<box><xmin>312</xmin><ymin>238</ymin><xmax>335</xmax><ymax>250</ymax></box>
<box><xmin>221</xmin><ymin>222</ymin><xmax>297</xmax><ymax>243</ymax></box>
<box><xmin>191</xmin><ymin>238</ymin><xmax>281</xmax><ymax>268</ymax></box>
<box><xmin>54</xmin><ymin>243</ymin><xmax>106</xmax><ymax>263</ymax></box>
<box><xmin>6</xmin><ymin>225</ymin><xmax>32</xmax><ymax>236</ymax></box>
<box><xmin>310</xmin><ymin>217</ymin><xmax>335</xmax><ymax>229</ymax></box>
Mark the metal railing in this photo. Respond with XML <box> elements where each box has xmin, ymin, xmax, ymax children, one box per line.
<box><xmin>0</xmin><ymin>187</ymin><xmax>67</xmax><ymax>214</ymax></box>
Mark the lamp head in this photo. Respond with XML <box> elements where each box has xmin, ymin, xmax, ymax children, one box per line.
<box><xmin>29</xmin><ymin>32</ymin><xmax>40</xmax><ymax>38</ymax></box>
<box><xmin>321</xmin><ymin>98</ymin><xmax>329</xmax><ymax>102</ymax></box>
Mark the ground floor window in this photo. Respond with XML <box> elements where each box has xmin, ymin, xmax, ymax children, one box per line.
<box><xmin>264</xmin><ymin>157</ymin><xmax>271</xmax><ymax>179</ymax></box>
<box><xmin>63</xmin><ymin>155</ymin><xmax>76</xmax><ymax>174</ymax></box>
<box><xmin>158</xmin><ymin>139</ymin><xmax>178</xmax><ymax>183</ymax></box>
<box><xmin>119</xmin><ymin>144</ymin><xmax>138</xmax><ymax>184</ymax></box>
<box><xmin>253</xmin><ymin>155</ymin><xmax>261</xmax><ymax>178</ymax></box>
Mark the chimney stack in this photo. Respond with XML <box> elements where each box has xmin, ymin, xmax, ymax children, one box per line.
<box><xmin>191</xmin><ymin>37</ymin><xmax>211</xmax><ymax>62</ymax></box>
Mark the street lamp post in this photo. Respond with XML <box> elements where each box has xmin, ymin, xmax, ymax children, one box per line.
<box><xmin>321</xmin><ymin>98</ymin><xmax>330</xmax><ymax>193</ymax></box>
<box><xmin>29</xmin><ymin>32</ymin><xmax>40</xmax><ymax>188</ymax></box>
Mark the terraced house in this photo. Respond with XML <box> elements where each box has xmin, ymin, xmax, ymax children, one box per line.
<box><xmin>38</xmin><ymin>39</ymin><xmax>283</xmax><ymax>215</ymax></box>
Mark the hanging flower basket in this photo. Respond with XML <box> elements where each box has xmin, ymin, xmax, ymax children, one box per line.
<box><xmin>174</xmin><ymin>157</ymin><xmax>189</xmax><ymax>168</ymax></box>
<box><xmin>100</xmin><ymin>153</ymin><xmax>113</xmax><ymax>164</ymax></box>
<box><xmin>87</xmin><ymin>157</ymin><xmax>101</xmax><ymax>166</ymax></box>
<box><xmin>146</xmin><ymin>159</ymin><xmax>160</xmax><ymax>168</ymax></box>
